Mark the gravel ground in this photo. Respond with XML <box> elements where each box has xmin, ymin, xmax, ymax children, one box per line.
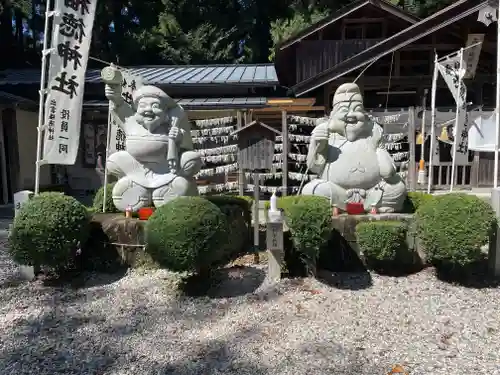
<box><xmin>1</xmin><ymin>238</ymin><xmax>500</xmax><ymax>374</ymax></box>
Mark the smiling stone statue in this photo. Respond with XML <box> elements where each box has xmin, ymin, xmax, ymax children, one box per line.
<box><xmin>301</xmin><ymin>83</ymin><xmax>407</xmax><ymax>212</ymax></box>
<box><xmin>104</xmin><ymin>82</ymin><xmax>201</xmax><ymax>211</ymax></box>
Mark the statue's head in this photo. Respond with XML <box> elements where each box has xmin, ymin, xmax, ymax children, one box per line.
<box><xmin>132</xmin><ymin>86</ymin><xmax>175</xmax><ymax>132</ymax></box>
<box><xmin>329</xmin><ymin>83</ymin><xmax>372</xmax><ymax>141</ymax></box>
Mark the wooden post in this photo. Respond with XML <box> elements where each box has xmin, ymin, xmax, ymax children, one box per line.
<box><xmin>408</xmin><ymin>106</ymin><xmax>417</xmax><ymax>191</ymax></box>
<box><xmin>471</xmin><ymin>152</ymin><xmax>480</xmax><ymax>188</ymax></box>
<box><xmin>253</xmin><ymin>172</ymin><xmax>260</xmax><ymax>263</ymax></box>
<box><xmin>236</xmin><ymin>111</ymin><xmax>244</xmax><ymax>196</ymax></box>
<box><xmin>281</xmin><ymin>110</ymin><xmax>288</xmax><ymax>196</ymax></box>
<box><xmin>489</xmin><ymin>188</ymin><xmax>500</xmax><ymax>278</ymax></box>
<box><xmin>266</xmin><ymin>201</ymin><xmax>284</xmax><ymax>282</ymax></box>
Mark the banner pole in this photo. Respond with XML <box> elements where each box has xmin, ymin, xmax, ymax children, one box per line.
<box><xmin>427</xmin><ymin>54</ymin><xmax>439</xmax><ymax>194</ymax></box>
<box><xmin>449</xmin><ymin>48</ymin><xmax>464</xmax><ymax>193</ymax></box>
<box><xmin>34</xmin><ymin>0</ymin><xmax>53</xmax><ymax>195</ymax></box>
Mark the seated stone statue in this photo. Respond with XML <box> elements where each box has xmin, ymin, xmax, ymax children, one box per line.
<box><xmin>104</xmin><ymin>84</ymin><xmax>201</xmax><ymax>211</ymax></box>
<box><xmin>301</xmin><ymin>83</ymin><xmax>407</xmax><ymax>213</ymax></box>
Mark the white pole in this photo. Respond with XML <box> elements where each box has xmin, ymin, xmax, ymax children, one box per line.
<box><xmin>102</xmin><ymin>109</ymin><xmax>112</xmax><ymax>212</ymax></box>
<box><xmin>450</xmin><ymin>48</ymin><xmax>464</xmax><ymax>192</ymax></box>
<box><xmin>494</xmin><ymin>2</ymin><xmax>500</xmax><ymax>188</ymax></box>
<box><xmin>34</xmin><ymin>0</ymin><xmax>53</xmax><ymax>195</ymax></box>
<box><xmin>428</xmin><ymin>54</ymin><xmax>439</xmax><ymax>194</ymax></box>
<box><xmin>420</xmin><ymin>90</ymin><xmax>427</xmax><ymax>164</ymax></box>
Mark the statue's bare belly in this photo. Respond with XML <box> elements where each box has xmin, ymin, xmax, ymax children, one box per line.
<box><xmin>323</xmin><ymin>139</ymin><xmax>380</xmax><ymax>190</ymax></box>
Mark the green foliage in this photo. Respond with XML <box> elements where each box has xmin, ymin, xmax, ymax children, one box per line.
<box><xmin>92</xmin><ymin>183</ymin><xmax>119</xmax><ymax>213</ymax></box>
<box><xmin>145</xmin><ymin>197</ymin><xmax>229</xmax><ymax>273</ymax></box>
<box><xmin>8</xmin><ymin>192</ymin><xmax>90</xmax><ymax>269</ymax></box>
<box><xmin>356</xmin><ymin>221</ymin><xmax>410</xmax><ymax>266</ymax></box>
<box><xmin>205</xmin><ymin>195</ymin><xmax>252</xmax><ymax>260</ymax></box>
<box><xmin>269</xmin><ymin>9</ymin><xmax>329</xmax><ymax>60</ymax></box>
<box><xmin>280</xmin><ymin>196</ymin><xmax>332</xmax><ymax>274</ymax></box>
<box><xmin>403</xmin><ymin>191</ymin><xmax>435</xmax><ymax>213</ymax></box>
<box><xmin>416</xmin><ymin>194</ymin><xmax>495</xmax><ymax>267</ymax></box>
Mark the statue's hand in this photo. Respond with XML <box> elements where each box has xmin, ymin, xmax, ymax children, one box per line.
<box><xmin>311</xmin><ymin>125</ymin><xmax>329</xmax><ymax>153</ymax></box>
<box><xmin>105</xmin><ymin>84</ymin><xmax>123</xmax><ymax>105</ymax></box>
<box><xmin>168</xmin><ymin>126</ymin><xmax>183</xmax><ymax>143</ymax></box>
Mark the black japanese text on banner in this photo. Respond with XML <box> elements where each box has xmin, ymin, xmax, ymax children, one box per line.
<box><xmin>42</xmin><ymin>0</ymin><xmax>97</xmax><ymax>165</ymax></box>
<box><xmin>436</xmin><ymin>50</ymin><xmax>467</xmax><ymax>107</ymax></box>
<box><xmin>108</xmin><ymin>72</ymin><xmax>143</xmax><ymax>155</ymax></box>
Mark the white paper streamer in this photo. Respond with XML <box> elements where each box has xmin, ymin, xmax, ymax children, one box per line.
<box><xmin>287</xmin><ymin>115</ymin><xmax>317</xmax><ymax>126</ymax></box>
<box><xmin>194</xmin><ymin>116</ymin><xmax>235</xmax><ymax>128</ymax></box>
<box><xmin>193</xmin><ymin>135</ymin><xmax>237</xmax><ymax>145</ymax></box>
<box><xmin>191</xmin><ymin>126</ymin><xmax>236</xmax><ymax>137</ymax></box>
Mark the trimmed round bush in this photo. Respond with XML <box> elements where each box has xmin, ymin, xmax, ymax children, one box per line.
<box><xmin>416</xmin><ymin>193</ymin><xmax>495</xmax><ymax>267</ymax></box>
<box><xmin>356</xmin><ymin>221</ymin><xmax>411</xmax><ymax>269</ymax></box>
<box><xmin>205</xmin><ymin>195</ymin><xmax>252</xmax><ymax>261</ymax></box>
<box><xmin>145</xmin><ymin>196</ymin><xmax>230</xmax><ymax>273</ymax></box>
<box><xmin>8</xmin><ymin>192</ymin><xmax>90</xmax><ymax>269</ymax></box>
<box><xmin>92</xmin><ymin>182</ymin><xmax>119</xmax><ymax>213</ymax></box>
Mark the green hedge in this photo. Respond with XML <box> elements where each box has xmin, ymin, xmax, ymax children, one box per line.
<box><xmin>403</xmin><ymin>192</ymin><xmax>434</xmax><ymax>213</ymax></box>
<box><xmin>8</xmin><ymin>192</ymin><xmax>90</xmax><ymax>270</ymax></box>
<box><xmin>92</xmin><ymin>182</ymin><xmax>119</xmax><ymax>213</ymax></box>
<box><xmin>205</xmin><ymin>195</ymin><xmax>252</xmax><ymax>261</ymax></box>
<box><xmin>356</xmin><ymin>221</ymin><xmax>412</xmax><ymax>271</ymax></box>
<box><xmin>145</xmin><ymin>196</ymin><xmax>229</xmax><ymax>273</ymax></box>
<box><xmin>416</xmin><ymin>193</ymin><xmax>495</xmax><ymax>267</ymax></box>
<box><xmin>277</xmin><ymin>196</ymin><xmax>332</xmax><ymax>274</ymax></box>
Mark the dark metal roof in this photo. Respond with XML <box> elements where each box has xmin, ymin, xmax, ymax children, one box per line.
<box><xmin>277</xmin><ymin>0</ymin><xmax>419</xmax><ymax>51</ymax></box>
<box><xmin>0</xmin><ymin>64</ymin><xmax>279</xmax><ymax>87</ymax></box>
<box><xmin>84</xmin><ymin>97</ymin><xmax>268</xmax><ymax>110</ymax></box>
<box><xmin>0</xmin><ymin>90</ymin><xmax>37</xmax><ymax>105</ymax></box>
<box><xmin>291</xmin><ymin>0</ymin><xmax>488</xmax><ymax>96</ymax></box>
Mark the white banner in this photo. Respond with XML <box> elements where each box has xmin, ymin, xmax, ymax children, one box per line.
<box><xmin>451</xmin><ymin>107</ymin><xmax>470</xmax><ymax>165</ymax></box>
<box><xmin>468</xmin><ymin>113</ymin><xmax>497</xmax><ymax>152</ymax></box>
<box><xmin>463</xmin><ymin>35</ymin><xmax>484</xmax><ymax>79</ymax></box>
<box><xmin>436</xmin><ymin>49</ymin><xmax>467</xmax><ymax>107</ymax></box>
<box><xmin>42</xmin><ymin>0</ymin><xmax>98</xmax><ymax>164</ymax></box>
<box><xmin>108</xmin><ymin>71</ymin><xmax>143</xmax><ymax>155</ymax></box>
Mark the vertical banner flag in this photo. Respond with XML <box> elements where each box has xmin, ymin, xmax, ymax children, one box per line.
<box><xmin>463</xmin><ymin>34</ymin><xmax>484</xmax><ymax>79</ymax></box>
<box><xmin>108</xmin><ymin>72</ymin><xmax>143</xmax><ymax>155</ymax></box>
<box><xmin>436</xmin><ymin>49</ymin><xmax>469</xmax><ymax>165</ymax></box>
<box><xmin>42</xmin><ymin>0</ymin><xmax>98</xmax><ymax>164</ymax></box>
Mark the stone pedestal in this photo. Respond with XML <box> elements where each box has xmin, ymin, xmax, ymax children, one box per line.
<box><xmin>266</xmin><ymin>210</ymin><xmax>284</xmax><ymax>281</ymax></box>
<box><xmin>88</xmin><ymin>214</ymin><xmax>154</xmax><ymax>269</ymax></box>
<box><xmin>331</xmin><ymin>213</ymin><xmax>420</xmax><ymax>261</ymax></box>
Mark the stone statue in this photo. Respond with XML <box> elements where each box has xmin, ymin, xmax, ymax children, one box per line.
<box><xmin>103</xmin><ymin>76</ymin><xmax>201</xmax><ymax>212</ymax></box>
<box><xmin>301</xmin><ymin>83</ymin><xmax>406</xmax><ymax>213</ymax></box>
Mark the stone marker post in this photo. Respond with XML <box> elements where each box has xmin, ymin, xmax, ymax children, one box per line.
<box><xmin>13</xmin><ymin>190</ymin><xmax>36</xmax><ymax>280</ymax></box>
<box><xmin>266</xmin><ymin>191</ymin><xmax>284</xmax><ymax>281</ymax></box>
<box><xmin>489</xmin><ymin>188</ymin><xmax>500</xmax><ymax>277</ymax></box>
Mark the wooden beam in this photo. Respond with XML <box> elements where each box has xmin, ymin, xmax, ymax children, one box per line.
<box><xmin>236</xmin><ymin>110</ymin><xmax>244</xmax><ymax>196</ymax></box>
<box><xmin>267</xmin><ymin>97</ymin><xmax>316</xmax><ymax>106</ymax></box>
<box><xmin>253</xmin><ymin>106</ymin><xmax>325</xmax><ymax>113</ymax></box>
<box><xmin>344</xmin><ymin>18</ymin><xmax>386</xmax><ymax>23</ymax></box>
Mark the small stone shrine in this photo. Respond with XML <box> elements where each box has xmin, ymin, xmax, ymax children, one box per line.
<box><xmin>301</xmin><ymin>83</ymin><xmax>407</xmax><ymax>213</ymax></box>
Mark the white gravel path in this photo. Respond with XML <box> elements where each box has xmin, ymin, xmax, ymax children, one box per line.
<box><xmin>1</xmin><ymin>239</ymin><xmax>500</xmax><ymax>374</ymax></box>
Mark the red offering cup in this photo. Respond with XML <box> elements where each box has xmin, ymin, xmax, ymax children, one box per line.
<box><xmin>345</xmin><ymin>202</ymin><xmax>364</xmax><ymax>215</ymax></box>
<box><xmin>138</xmin><ymin>207</ymin><xmax>154</xmax><ymax>220</ymax></box>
